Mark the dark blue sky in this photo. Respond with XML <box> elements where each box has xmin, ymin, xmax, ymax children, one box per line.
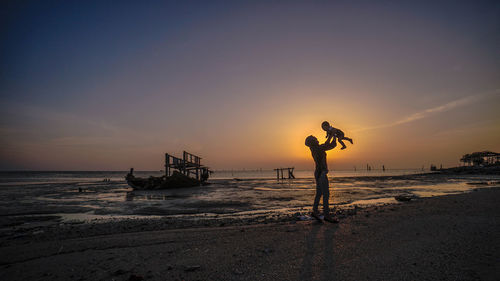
<box><xmin>1</xmin><ymin>0</ymin><xmax>499</xmax><ymax>170</ymax></box>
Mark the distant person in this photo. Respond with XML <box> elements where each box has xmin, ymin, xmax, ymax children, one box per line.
<box><xmin>305</xmin><ymin>134</ymin><xmax>339</xmax><ymax>223</ymax></box>
<box><xmin>321</xmin><ymin>121</ymin><xmax>353</xmax><ymax>150</ymax></box>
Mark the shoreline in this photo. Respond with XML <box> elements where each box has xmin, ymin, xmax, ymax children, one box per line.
<box><xmin>1</xmin><ymin>179</ymin><xmax>498</xmax><ymax>247</ymax></box>
<box><xmin>0</xmin><ymin>169</ymin><xmax>457</xmax><ymax>184</ymax></box>
<box><xmin>1</xmin><ymin>186</ymin><xmax>498</xmax><ymax>280</ymax></box>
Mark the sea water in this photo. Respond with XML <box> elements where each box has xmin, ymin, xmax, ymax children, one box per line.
<box><xmin>0</xmin><ymin>170</ymin><xmax>498</xmax><ymax>225</ymax></box>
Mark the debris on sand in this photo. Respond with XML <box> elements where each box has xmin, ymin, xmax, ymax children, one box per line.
<box><xmin>184</xmin><ymin>265</ymin><xmax>201</xmax><ymax>272</ymax></box>
<box><xmin>128</xmin><ymin>274</ymin><xmax>144</xmax><ymax>281</ymax></box>
<box><xmin>395</xmin><ymin>194</ymin><xmax>418</xmax><ymax>202</ymax></box>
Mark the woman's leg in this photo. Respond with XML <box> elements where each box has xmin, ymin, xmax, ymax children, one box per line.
<box><xmin>313</xmin><ymin>170</ymin><xmax>322</xmax><ymax>212</ymax></box>
<box><xmin>318</xmin><ymin>170</ymin><xmax>329</xmax><ymax>214</ymax></box>
<box><xmin>313</xmin><ymin>185</ymin><xmax>323</xmax><ymax>213</ymax></box>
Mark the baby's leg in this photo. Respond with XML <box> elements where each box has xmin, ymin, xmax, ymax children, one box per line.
<box><xmin>338</xmin><ymin>139</ymin><xmax>347</xmax><ymax>149</ymax></box>
<box><xmin>344</xmin><ymin>136</ymin><xmax>353</xmax><ymax>144</ymax></box>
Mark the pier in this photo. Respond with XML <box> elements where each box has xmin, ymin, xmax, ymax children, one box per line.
<box><xmin>274</xmin><ymin>167</ymin><xmax>295</xmax><ymax>180</ymax></box>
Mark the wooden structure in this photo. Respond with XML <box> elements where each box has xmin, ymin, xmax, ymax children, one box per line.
<box><xmin>274</xmin><ymin>167</ymin><xmax>295</xmax><ymax>180</ymax></box>
<box><xmin>165</xmin><ymin>151</ymin><xmax>211</xmax><ymax>181</ymax></box>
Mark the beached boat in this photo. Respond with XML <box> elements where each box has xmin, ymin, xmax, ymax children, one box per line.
<box><xmin>125</xmin><ymin>151</ymin><xmax>212</xmax><ymax>190</ymax></box>
<box><xmin>125</xmin><ymin>168</ymin><xmax>207</xmax><ymax>190</ymax></box>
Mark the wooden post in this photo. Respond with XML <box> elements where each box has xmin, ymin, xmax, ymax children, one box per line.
<box><xmin>182</xmin><ymin>151</ymin><xmax>187</xmax><ymax>175</ymax></box>
<box><xmin>167</xmin><ymin>154</ymin><xmax>171</xmax><ymax>176</ymax></box>
<box><xmin>165</xmin><ymin>153</ymin><xmax>170</xmax><ymax>177</ymax></box>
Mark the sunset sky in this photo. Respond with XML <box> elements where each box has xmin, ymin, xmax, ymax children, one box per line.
<box><xmin>1</xmin><ymin>0</ymin><xmax>499</xmax><ymax>171</ymax></box>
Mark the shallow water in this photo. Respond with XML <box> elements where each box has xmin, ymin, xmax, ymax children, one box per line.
<box><xmin>0</xmin><ymin>169</ymin><xmax>425</xmax><ymax>185</ymax></box>
<box><xmin>0</xmin><ymin>171</ymin><xmax>499</xmax><ymax>228</ymax></box>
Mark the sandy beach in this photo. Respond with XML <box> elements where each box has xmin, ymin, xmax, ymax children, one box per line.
<box><xmin>1</xmin><ymin>186</ymin><xmax>498</xmax><ymax>281</ymax></box>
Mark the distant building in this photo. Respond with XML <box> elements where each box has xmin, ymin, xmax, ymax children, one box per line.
<box><xmin>460</xmin><ymin>151</ymin><xmax>500</xmax><ymax>166</ymax></box>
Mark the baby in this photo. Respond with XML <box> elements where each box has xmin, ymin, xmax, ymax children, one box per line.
<box><xmin>321</xmin><ymin>121</ymin><xmax>353</xmax><ymax>150</ymax></box>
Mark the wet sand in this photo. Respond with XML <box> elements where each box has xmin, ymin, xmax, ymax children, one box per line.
<box><xmin>1</xmin><ymin>187</ymin><xmax>498</xmax><ymax>281</ymax></box>
<box><xmin>2</xmin><ymin>172</ymin><xmax>497</xmax><ymax>235</ymax></box>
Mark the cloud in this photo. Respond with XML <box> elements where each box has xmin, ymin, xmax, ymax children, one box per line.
<box><xmin>354</xmin><ymin>89</ymin><xmax>499</xmax><ymax>132</ymax></box>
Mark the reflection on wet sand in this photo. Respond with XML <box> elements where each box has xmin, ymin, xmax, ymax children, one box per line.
<box><xmin>126</xmin><ymin>191</ymin><xmax>171</xmax><ymax>201</ymax></box>
<box><xmin>0</xmin><ymin>173</ymin><xmax>499</xmax><ymax>227</ymax></box>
